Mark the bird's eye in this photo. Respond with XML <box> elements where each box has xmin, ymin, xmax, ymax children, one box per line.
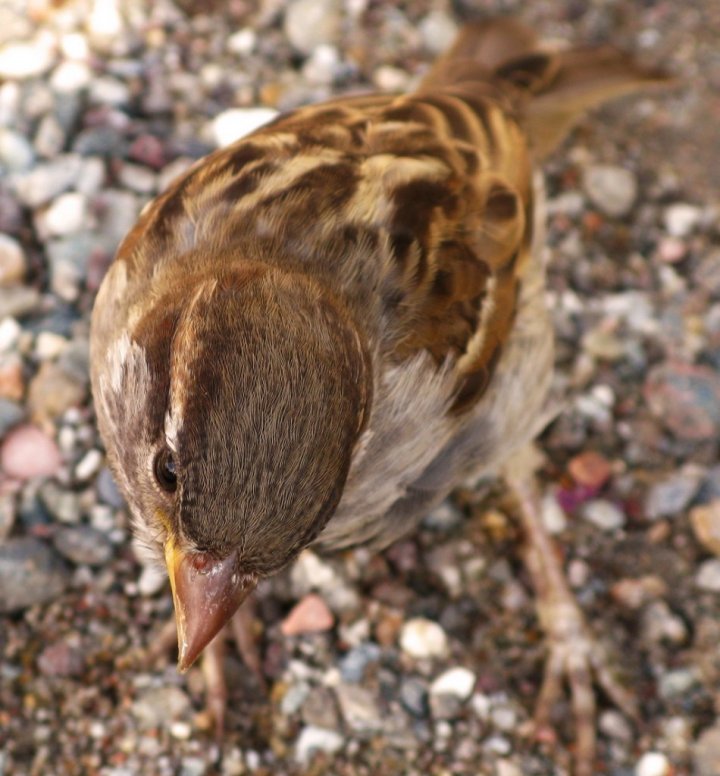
<box><xmin>154</xmin><ymin>448</ymin><xmax>177</xmax><ymax>493</ymax></box>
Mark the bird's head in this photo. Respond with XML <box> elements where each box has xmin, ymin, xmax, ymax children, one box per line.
<box><xmin>92</xmin><ymin>262</ymin><xmax>371</xmax><ymax>669</ymax></box>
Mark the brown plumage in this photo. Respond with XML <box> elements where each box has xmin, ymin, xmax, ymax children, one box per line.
<box><xmin>90</xmin><ymin>18</ymin><xmax>670</xmax><ymax>775</ymax></box>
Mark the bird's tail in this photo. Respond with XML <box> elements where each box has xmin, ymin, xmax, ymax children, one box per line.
<box><xmin>422</xmin><ymin>18</ymin><xmax>673</xmax><ymax>159</ymax></box>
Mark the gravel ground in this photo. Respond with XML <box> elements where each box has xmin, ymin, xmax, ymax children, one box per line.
<box><xmin>0</xmin><ymin>1</ymin><xmax>719</xmax><ymax>774</ymax></box>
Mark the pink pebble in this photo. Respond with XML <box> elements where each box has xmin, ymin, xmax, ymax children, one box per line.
<box><xmin>280</xmin><ymin>593</ymin><xmax>334</xmax><ymax>637</ymax></box>
<box><xmin>1</xmin><ymin>424</ymin><xmax>61</xmax><ymax>480</ymax></box>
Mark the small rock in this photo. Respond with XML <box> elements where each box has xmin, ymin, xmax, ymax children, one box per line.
<box><xmin>691</xmin><ymin>501</ymin><xmax>720</xmax><ymax>555</ymax></box>
<box><xmin>636</xmin><ymin>752</ymin><xmax>671</xmax><ymax>776</ymax></box>
<box><xmin>399</xmin><ymin>677</ymin><xmax>429</xmax><ymax>717</ymax></box>
<box><xmin>694</xmin><ymin>723</ymin><xmax>720</xmax><ymax>776</ymax></box>
<box><xmin>212</xmin><ymin>108</ymin><xmax>279</xmax><ymax>147</ymax></box>
<box><xmin>335</xmin><ymin>683</ymin><xmax>381</xmax><ymax>732</ymax></box>
<box><xmin>0</xmin><ymin>397</ymin><xmax>24</xmax><ymax>436</ymax></box>
<box><xmin>696</xmin><ymin>559</ymin><xmax>720</xmax><ymax>592</ymax></box>
<box><xmin>35</xmin><ymin>192</ymin><xmax>88</xmax><ymax>238</ymax></box>
<box><xmin>39</xmin><ymin>481</ymin><xmax>82</xmax><ymax>524</ymax></box>
<box><xmin>0</xmin><ymin>494</ymin><xmax>14</xmax><ymax>539</ymax></box>
<box><xmin>645</xmin><ymin>362</ymin><xmax>720</xmax><ymax>441</ymax></box>
<box><xmin>641</xmin><ymin>601</ymin><xmax>688</xmax><ymax>645</ymax></box>
<box><xmin>280</xmin><ymin>681</ymin><xmax>310</xmax><ymax>716</ymax></box>
<box><xmin>599</xmin><ymin>709</ymin><xmax>633</xmax><ymax>743</ymax></box>
<box><xmin>37</xmin><ymin>640</ymin><xmax>85</xmax><ymax>677</ymax></box>
<box><xmin>0</xmin><ymin>317</ymin><xmax>20</xmax><ymax>352</ymax></box>
<box><xmin>294</xmin><ymin>726</ymin><xmax>344</xmax><ymax>764</ymax></box>
<box><xmin>0</xmin><ymin>353</ymin><xmax>25</xmax><ymax>401</ymax></box>
<box><xmin>664</xmin><ymin>203</ymin><xmax>702</xmax><ymax>237</ymax></box>
<box><xmin>0</xmin><ymin>537</ymin><xmax>69</xmax><ymax>613</ymax></box>
<box><xmin>657</xmin><ymin>236</ymin><xmax>687</xmax><ymax>264</ymax></box>
<box><xmin>399</xmin><ymin>617</ymin><xmax>449</xmax><ymax>659</ymax></box>
<box><xmin>568</xmin><ymin>450</ymin><xmax>612</xmax><ymax>489</ymax></box>
<box><xmin>1</xmin><ymin>424</ymin><xmax>61</xmax><ymax>480</ymax></box>
<box><xmin>301</xmin><ymin>685</ymin><xmax>340</xmax><ymax>730</ymax></box>
<box><xmin>53</xmin><ymin>526</ymin><xmax>114</xmax><ymax>566</ymax></box>
<box><xmin>227</xmin><ymin>28</ymin><xmax>257</xmax><ymax>56</ymax></box>
<box><xmin>541</xmin><ymin>491</ymin><xmax>568</xmax><ymax>534</ymax></box>
<box><xmin>96</xmin><ymin>467</ymin><xmax>125</xmax><ymax>508</ymax></box>
<box><xmin>281</xmin><ymin>593</ymin><xmax>334</xmax><ymax>636</ymax></box>
<box><xmin>117</xmin><ymin>163</ymin><xmax>157</xmax><ymax>194</ymax></box>
<box><xmin>10</xmin><ymin>154</ymin><xmax>83</xmax><ymax>209</ymax></box>
<box><xmin>28</xmin><ymin>360</ymin><xmax>87</xmax><ymax>423</ymax></box>
<box><xmin>75</xmin><ymin>449</ymin><xmax>102</xmax><ymax>481</ymax></box>
<box><xmin>338</xmin><ymin>642</ymin><xmax>382</xmax><ymax>683</ymax></box>
<box><xmin>0</xmin><ymin>286</ymin><xmax>42</xmax><ymax>319</ymax></box>
<box><xmin>645</xmin><ymin>468</ymin><xmax>703</xmax><ymax>519</ymax></box>
<box><xmin>430</xmin><ymin>667</ymin><xmax>476</xmax><ymax>700</ymax></box>
<box><xmin>581</xmin><ymin>499</ymin><xmax>626</xmax><ymax>531</ymax></box>
<box><xmin>0</xmin><ymin>40</ymin><xmax>55</xmax><ymax>79</ymax></box>
<box><xmin>34</xmin><ymin>114</ymin><xmax>66</xmax><ymax>158</ymax></box>
<box><xmin>284</xmin><ymin>0</ymin><xmax>341</xmax><ymax>54</ymax></box>
<box><xmin>419</xmin><ymin>11</ymin><xmax>459</xmax><ymax>55</ymax></box>
<box><xmin>302</xmin><ymin>45</ymin><xmax>342</xmax><ymax>86</ymax></box>
<box><xmin>583</xmin><ymin>165</ymin><xmax>637</xmax><ymax>218</ymax></box>
<box><xmin>88</xmin><ymin>76</ymin><xmax>130</xmax><ymax>106</ymax></box>
<box><xmin>658</xmin><ymin>668</ymin><xmax>699</xmax><ymax>699</ymax></box>
<box><xmin>50</xmin><ymin>60</ymin><xmax>93</xmax><ymax>93</ymax></box>
<box><xmin>423</xmin><ymin>500</ymin><xmax>463</xmax><ymax>531</ymax></box>
<box><xmin>132</xmin><ymin>687</ymin><xmax>191</xmax><ymax>729</ymax></box>
<box><xmin>373</xmin><ymin>65</ymin><xmax>411</xmax><ymax>92</ymax></box>
<box><xmin>0</xmin><ymin>129</ymin><xmax>34</xmax><ymax>172</ymax></box>
<box><xmin>133</xmin><ymin>565</ymin><xmax>164</xmax><ymax>597</ymax></box>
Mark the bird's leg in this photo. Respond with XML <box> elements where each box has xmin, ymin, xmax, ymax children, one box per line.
<box><xmin>504</xmin><ymin>446</ymin><xmax>637</xmax><ymax>776</ymax></box>
<box><xmin>146</xmin><ymin>593</ymin><xmax>265</xmax><ymax>734</ymax></box>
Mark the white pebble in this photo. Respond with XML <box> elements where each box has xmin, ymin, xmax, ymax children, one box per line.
<box><xmin>36</xmin><ymin>192</ymin><xmax>88</xmax><ymax>238</ymax></box>
<box><xmin>169</xmin><ymin>721</ymin><xmax>192</xmax><ymax>740</ymax></box>
<box><xmin>696</xmin><ymin>559</ymin><xmax>720</xmax><ymax>592</ymax></box>
<box><xmin>664</xmin><ymin>203</ymin><xmax>702</xmax><ymax>237</ymax></box>
<box><xmin>541</xmin><ymin>491</ymin><xmax>567</xmax><ymax>534</ymax></box>
<box><xmin>35</xmin><ymin>331</ymin><xmax>68</xmax><ymax>360</ymax></box>
<box><xmin>581</xmin><ymin>499</ymin><xmax>626</xmax><ymax>531</ymax></box>
<box><xmin>583</xmin><ymin>164</ymin><xmax>638</xmax><ymax>218</ymax></box>
<box><xmin>0</xmin><ymin>234</ymin><xmax>26</xmax><ymax>286</ymax></box>
<box><xmin>75</xmin><ymin>449</ymin><xmax>103</xmax><ymax>481</ymax></box>
<box><xmin>212</xmin><ymin>108</ymin><xmax>279</xmax><ymax>147</ymax></box>
<box><xmin>636</xmin><ymin>751</ymin><xmax>671</xmax><ymax>776</ymax></box>
<box><xmin>430</xmin><ymin>667</ymin><xmax>476</xmax><ymax>700</ymax></box>
<box><xmin>138</xmin><ymin>564</ymin><xmax>167</xmax><ymax>597</ymax></box>
<box><xmin>0</xmin><ymin>41</ymin><xmax>55</xmax><ymax>80</ymax></box>
<box><xmin>227</xmin><ymin>28</ymin><xmax>257</xmax><ymax>56</ymax></box>
<box><xmin>51</xmin><ymin>61</ymin><xmax>92</xmax><ymax>93</ymax></box>
<box><xmin>294</xmin><ymin>726</ymin><xmax>344</xmax><ymax>764</ymax></box>
<box><xmin>419</xmin><ymin>11</ymin><xmax>459</xmax><ymax>55</ymax></box>
<box><xmin>399</xmin><ymin>617</ymin><xmax>449</xmax><ymax>659</ymax></box>
<box><xmin>0</xmin><ymin>317</ymin><xmax>21</xmax><ymax>352</ymax></box>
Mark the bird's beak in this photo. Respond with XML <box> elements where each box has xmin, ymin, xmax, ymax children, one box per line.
<box><xmin>164</xmin><ymin>537</ymin><xmax>257</xmax><ymax>672</ymax></box>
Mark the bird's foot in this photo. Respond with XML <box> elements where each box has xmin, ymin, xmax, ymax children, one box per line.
<box><xmin>147</xmin><ymin>595</ymin><xmax>265</xmax><ymax>737</ymax></box>
<box><xmin>533</xmin><ymin>595</ymin><xmax>638</xmax><ymax>776</ymax></box>
<box><xmin>505</xmin><ymin>447</ymin><xmax>637</xmax><ymax>776</ymax></box>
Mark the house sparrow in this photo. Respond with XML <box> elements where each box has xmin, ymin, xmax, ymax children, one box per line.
<box><xmin>90</xmin><ymin>18</ymin><xmax>669</xmax><ymax>775</ymax></box>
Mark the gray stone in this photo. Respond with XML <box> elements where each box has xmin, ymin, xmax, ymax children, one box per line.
<box><xmin>645</xmin><ymin>469</ymin><xmax>703</xmax><ymax>519</ymax></box>
<box><xmin>97</xmin><ymin>467</ymin><xmax>125</xmax><ymax>508</ymax></box>
<box><xmin>0</xmin><ymin>537</ymin><xmax>70</xmax><ymax>612</ymax></box>
<box><xmin>694</xmin><ymin>724</ymin><xmax>720</xmax><ymax>776</ymax></box>
<box><xmin>0</xmin><ymin>128</ymin><xmax>34</xmax><ymax>172</ymax></box>
<box><xmin>581</xmin><ymin>499</ymin><xmax>626</xmax><ymax>531</ymax></box>
<box><xmin>338</xmin><ymin>642</ymin><xmax>382</xmax><ymax>683</ymax></box>
<box><xmin>9</xmin><ymin>154</ymin><xmax>83</xmax><ymax>208</ymax></box>
<box><xmin>53</xmin><ymin>526</ymin><xmax>114</xmax><ymax>566</ymax></box>
<box><xmin>0</xmin><ymin>397</ymin><xmax>23</xmax><ymax>436</ymax></box>
<box><xmin>335</xmin><ymin>683</ymin><xmax>382</xmax><ymax>733</ymax></box>
<box><xmin>284</xmin><ymin>0</ymin><xmax>341</xmax><ymax>55</ymax></box>
<box><xmin>39</xmin><ymin>481</ymin><xmax>83</xmax><ymax>524</ymax></box>
<box><xmin>0</xmin><ymin>286</ymin><xmax>42</xmax><ymax>319</ymax></box>
<box><xmin>294</xmin><ymin>726</ymin><xmax>344</xmax><ymax>764</ymax></box>
<box><xmin>583</xmin><ymin>164</ymin><xmax>638</xmax><ymax>218</ymax></box>
<box><xmin>399</xmin><ymin>677</ymin><xmax>429</xmax><ymax>718</ymax></box>
<box><xmin>131</xmin><ymin>686</ymin><xmax>191</xmax><ymax>728</ymax></box>
<box><xmin>0</xmin><ymin>233</ymin><xmax>25</xmax><ymax>286</ymax></box>
<box><xmin>696</xmin><ymin>559</ymin><xmax>720</xmax><ymax>592</ymax></box>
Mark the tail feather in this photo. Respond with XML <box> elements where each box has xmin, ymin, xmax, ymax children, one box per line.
<box><xmin>422</xmin><ymin>18</ymin><xmax>675</xmax><ymax>159</ymax></box>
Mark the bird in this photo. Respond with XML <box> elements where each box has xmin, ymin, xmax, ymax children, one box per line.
<box><xmin>90</xmin><ymin>18</ymin><xmax>670</xmax><ymax>775</ymax></box>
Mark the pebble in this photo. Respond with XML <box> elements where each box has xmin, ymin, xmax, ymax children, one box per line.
<box><xmin>284</xmin><ymin>0</ymin><xmax>341</xmax><ymax>55</ymax></box>
<box><xmin>600</xmin><ymin>709</ymin><xmax>633</xmax><ymax>743</ymax></box>
<box><xmin>117</xmin><ymin>163</ymin><xmax>157</xmax><ymax>195</ymax></box>
<box><xmin>644</xmin><ymin>362</ymin><xmax>720</xmax><ymax>441</ymax></box>
<box><xmin>696</xmin><ymin>559</ymin><xmax>720</xmax><ymax>592</ymax></box>
<box><xmin>0</xmin><ymin>128</ymin><xmax>35</xmax><ymax>171</ymax></box>
<box><xmin>0</xmin><ymin>317</ymin><xmax>21</xmax><ymax>351</ymax></box>
<box><xmin>0</xmin><ymin>397</ymin><xmax>24</xmax><ymax>436</ymax></box>
<box><xmin>541</xmin><ymin>491</ymin><xmax>568</xmax><ymax>534</ymax></box>
<box><xmin>429</xmin><ymin>667</ymin><xmax>476</xmax><ymax>700</ymax></box>
<box><xmin>28</xmin><ymin>360</ymin><xmax>88</xmax><ymax>423</ymax></box>
<box><xmin>664</xmin><ymin>203</ymin><xmax>702</xmax><ymax>237</ymax></box>
<box><xmin>53</xmin><ymin>525</ymin><xmax>114</xmax><ymax>566</ymax></box>
<box><xmin>0</xmin><ymin>286</ymin><xmax>42</xmax><ymax>318</ymax></box>
<box><xmin>0</xmin><ymin>537</ymin><xmax>69</xmax><ymax>612</ymax></box>
<box><xmin>302</xmin><ymin>44</ymin><xmax>342</xmax><ymax>86</ymax></box>
<box><xmin>694</xmin><ymin>724</ymin><xmax>720</xmax><ymax>776</ymax></box>
<box><xmin>645</xmin><ymin>468</ymin><xmax>703</xmax><ymax>519</ymax></box>
<box><xmin>37</xmin><ymin>640</ymin><xmax>85</xmax><ymax>678</ymax></box>
<box><xmin>338</xmin><ymin>642</ymin><xmax>382</xmax><ymax>683</ymax></box>
<box><xmin>0</xmin><ymin>424</ymin><xmax>61</xmax><ymax>479</ymax></box>
<box><xmin>137</xmin><ymin>564</ymin><xmax>166</xmax><ymax>597</ymax></box>
<box><xmin>399</xmin><ymin>617</ymin><xmax>449</xmax><ymax>659</ymax></box>
<box><xmin>658</xmin><ymin>668</ymin><xmax>699</xmax><ymax>699</ymax></box>
<box><xmin>280</xmin><ymin>681</ymin><xmax>310</xmax><ymax>716</ymax></box>
<box><xmin>75</xmin><ymin>449</ymin><xmax>103</xmax><ymax>481</ymax></box>
<box><xmin>641</xmin><ymin>601</ymin><xmax>688</xmax><ymax>645</ymax></box>
<box><xmin>635</xmin><ymin>752</ymin><xmax>671</xmax><ymax>776</ymax></box>
<box><xmin>212</xmin><ymin>108</ymin><xmax>279</xmax><ymax>148</ymax></box>
<box><xmin>335</xmin><ymin>683</ymin><xmax>382</xmax><ymax>732</ymax></box>
<box><xmin>399</xmin><ymin>677</ymin><xmax>429</xmax><ymax>717</ymax></box>
<box><xmin>39</xmin><ymin>481</ymin><xmax>82</xmax><ymax>524</ymax></box>
<box><xmin>131</xmin><ymin>687</ymin><xmax>191</xmax><ymax>729</ymax></box>
<box><xmin>582</xmin><ymin>164</ymin><xmax>638</xmax><ymax>217</ymax></box>
<box><xmin>35</xmin><ymin>192</ymin><xmax>88</xmax><ymax>238</ymax></box>
<box><xmin>691</xmin><ymin>501</ymin><xmax>720</xmax><ymax>555</ymax></box>
<box><xmin>294</xmin><ymin>725</ymin><xmax>344</xmax><ymax>764</ymax></box>
<box><xmin>0</xmin><ymin>494</ymin><xmax>14</xmax><ymax>539</ymax></box>
<box><xmin>10</xmin><ymin>154</ymin><xmax>83</xmax><ymax>209</ymax></box>
<box><xmin>280</xmin><ymin>593</ymin><xmax>334</xmax><ymax>636</ymax></box>
<box><xmin>34</xmin><ymin>114</ymin><xmax>66</xmax><ymax>158</ymax></box>
<box><xmin>0</xmin><ymin>353</ymin><xmax>24</xmax><ymax>400</ymax></box>
<box><xmin>568</xmin><ymin>450</ymin><xmax>612</xmax><ymax>489</ymax></box>
<box><xmin>581</xmin><ymin>499</ymin><xmax>626</xmax><ymax>531</ymax></box>
<box><xmin>227</xmin><ymin>28</ymin><xmax>257</xmax><ymax>57</ymax></box>
<box><xmin>50</xmin><ymin>60</ymin><xmax>93</xmax><ymax>93</ymax></box>
<box><xmin>419</xmin><ymin>11</ymin><xmax>459</xmax><ymax>55</ymax></box>
<box><xmin>0</xmin><ymin>40</ymin><xmax>55</xmax><ymax>79</ymax></box>
<box><xmin>96</xmin><ymin>466</ymin><xmax>125</xmax><ymax>508</ymax></box>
